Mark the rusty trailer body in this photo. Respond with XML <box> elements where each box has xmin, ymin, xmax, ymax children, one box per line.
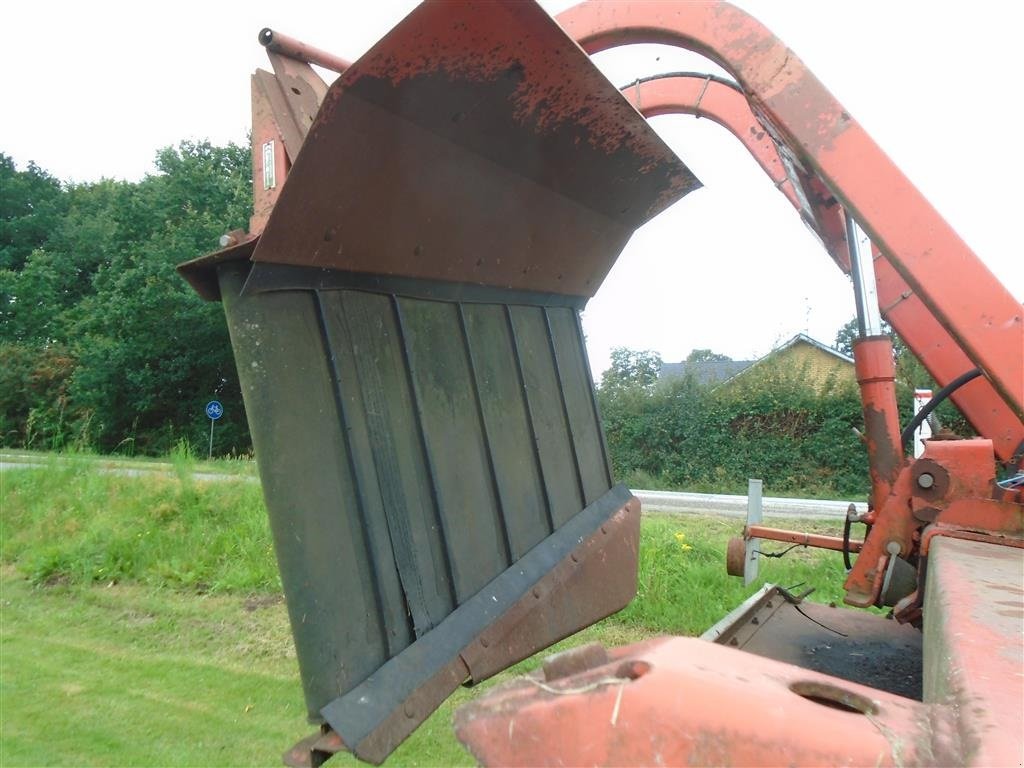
<box><xmin>181</xmin><ymin>0</ymin><xmax>1023</xmax><ymax>765</ymax></box>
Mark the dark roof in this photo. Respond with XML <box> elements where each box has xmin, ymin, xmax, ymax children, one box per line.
<box><xmin>659</xmin><ymin>360</ymin><xmax>754</xmax><ymax>385</ymax></box>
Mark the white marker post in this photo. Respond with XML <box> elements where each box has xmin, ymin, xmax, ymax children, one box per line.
<box><xmin>913</xmin><ymin>389</ymin><xmax>933</xmax><ymax>458</ymax></box>
<box><xmin>745</xmin><ymin>478</ymin><xmax>763</xmax><ymax>586</ymax></box>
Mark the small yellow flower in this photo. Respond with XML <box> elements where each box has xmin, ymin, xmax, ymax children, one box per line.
<box><xmin>674</xmin><ymin>532</ymin><xmax>693</xmax><ymax>552</ymax></box>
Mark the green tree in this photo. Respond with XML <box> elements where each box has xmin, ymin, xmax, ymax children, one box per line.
<box><xmin>599</xmin><ymin>347</ymin><xmax>663</xmax><ymax>395</ymax></box>
<box><xmin>67</xmin><ymin>141</ymin><xmax>252</xmax><ymax>453</ymax></box>
<box><xmin>833</xmin><ymin>318</ymin><xmax>859</xmax><ymax>358</ymax></box>
<box><xmin>0</xmin><ymin>140</ymin><xmax>254</xmax><ymax>455</ymax></box>
<box><xmin>685</xmin><ymin>348</ymin><xmax>732</xmax><ymax>363</ymax></box>
<box><xmin>0</xmin><ymin>154</ymin><xmax>68</xmax><ymax>272</ymax></box>
<box><xmin>834</xmin><ymin>317</ymin><xmax>931</xmax><ymax>388</ymax></box>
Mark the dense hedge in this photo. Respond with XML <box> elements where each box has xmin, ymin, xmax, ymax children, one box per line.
<box><xmin>599</xmin><ymin>364</ymin><xmax>901</xmax><ymax>498</ymax></box>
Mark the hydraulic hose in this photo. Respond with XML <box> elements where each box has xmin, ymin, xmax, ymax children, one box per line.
<box><xmin>842</xmin><ymin>515</ymin><xmax>853</xmax><ymax>571</ymax></box>
<box><xmin>900</xmin><ymin>368</ymin><xmax>982</xmax><ymax>452</ymax></box>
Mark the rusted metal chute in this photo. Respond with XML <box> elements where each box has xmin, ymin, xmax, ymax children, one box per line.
<box><xmin>181</xmin><ymin>1</ymin><xmax>700</xmax><ymax>764</ymax></box>
<box><xmin>178</xmin><ymin>1</ymin><xmax>1023</xmax><ymax>765</ymax></box>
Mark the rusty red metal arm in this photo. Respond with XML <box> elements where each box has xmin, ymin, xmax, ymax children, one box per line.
<box><xmin>870</xmin><ymin>242</ymin><xmax>1024</xmax><ymax>465</ymax></box>
<box><xmin>258</xmin><ymin>28</ymin><xmax>351</xmax><ymax>74</ymax></box>
<box><xmin>619</xmin><ymin>72</ymin><xmax>1024</xmax><ymax>465</ymax></box>
<box><xmin>745</xmin><ymin>525</ymin><xmax>862</xmax><ymax>554</ymax></box>
<box><xmin>557</xmin><ymin>0</ymin><xmax>1024</xmax><ymax>421</ymax></box>
<box><xmin>620</xmin><ymin>73</ymin><xmax>803</xmax><ymax>214</ymax></box>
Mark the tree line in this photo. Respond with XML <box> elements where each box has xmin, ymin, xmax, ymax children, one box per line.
<box><xmin>1</xmin><ymin>144</ymin><xmax>252</xmax><ymax>455</ymax></box>
<box><xmin>2</xmin><ymin>143</ymin><xmax>965</xmax><ymax>485</ymax></box>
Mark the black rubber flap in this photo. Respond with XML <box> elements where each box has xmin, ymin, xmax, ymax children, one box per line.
<box><xmin>320</xmin><ymin>484</ymin><xmax>634</xmax><ymax>761</ymax></box>
<box><xmin>251</xmin><ymin>0</ymin><xmax>699</xmax><ymax>298</ymax></box>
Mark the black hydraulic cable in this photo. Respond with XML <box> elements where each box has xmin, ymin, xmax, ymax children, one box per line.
<box><xmin>842</xmin><ymin>515</ymin><xmax>854</xmax><ymax>571</ymax></box>
<box><xmin>899</xmin><ymin>368</ymin><xmax>982</xmax><ymax>452</ymax></box>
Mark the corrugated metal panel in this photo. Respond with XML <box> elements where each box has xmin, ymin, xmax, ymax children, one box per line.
<box><xmin>219</xmin><ymin>262</ymin><xmax>614</xmax><ymax>721</ymax></box>
<box><xmin>188</xmin><ymin>3</ymin><xmax>698</xmax><ymax>758</ymax></box>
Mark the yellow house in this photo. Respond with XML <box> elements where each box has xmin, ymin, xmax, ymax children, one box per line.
<box><xmin>720</xmin><ymin>333</ymin><xmax>855</xmax><ymax>392</ymax></box>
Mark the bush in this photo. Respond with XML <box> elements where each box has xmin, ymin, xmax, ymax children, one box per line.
<box><xmin>599</xmin><ymin>366</ymin><xmax>871</xmax><ymax>498</ymax></box>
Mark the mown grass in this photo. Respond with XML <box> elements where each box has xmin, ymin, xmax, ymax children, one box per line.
<box><xmin>1</xmin><ymin>462</ymin><xmax>853</xmax><ymax>766</ymax></box>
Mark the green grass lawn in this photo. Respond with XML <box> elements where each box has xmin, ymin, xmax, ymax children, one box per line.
<box><xmin>1</xmin><ymin>463</ymin><xmax>853</xmax><ymax>766</ymax></box>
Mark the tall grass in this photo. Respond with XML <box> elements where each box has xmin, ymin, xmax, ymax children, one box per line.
<box><xmin>618</xmin><ymin>515</ymin><xmax>850</xmax><ymax>634</ymax></box>
<box><xmin>1</xmin><ymin>462</ymin><xmax>276</xmax><ymax>592</ymax></box>
<box><xmin>2</xmin><ymin>459</ymin><xmax>852</xmax><ymax>623</ymax></box>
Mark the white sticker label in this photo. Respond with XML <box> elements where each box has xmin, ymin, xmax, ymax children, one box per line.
<box><xmin>262</xmin><ymin>141</ymin><xmax>276</xmax><ymax>190</ymax></box>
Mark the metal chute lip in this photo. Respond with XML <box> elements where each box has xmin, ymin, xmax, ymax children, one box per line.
<box><xmin>250</xmin><ymin>0</ymin><xmax>699</xmax><ymax>298</ymax></box>
<box><xmin>176</xmin><ymin>234</ymin><xmax>260</xmax><ymax>302</ymax></box>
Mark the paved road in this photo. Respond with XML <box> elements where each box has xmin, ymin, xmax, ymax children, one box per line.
<box><xmin>0</xmin><ymin>458</ymin><xmax>254</xmax><ymax>485</ymax></box>
<box><xmin>3</xmin><ymin>455</ymin><xmax>862</xmax><ymax>520</ymax></box>
<box><xmin>636</xmin><ymin>489</ymin><xmax>865</xmax><ymax>520</ymax></box>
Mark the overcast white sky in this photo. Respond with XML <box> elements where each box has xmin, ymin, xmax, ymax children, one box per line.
<box><xmin>4</xmin><ymin>1</ymin><xmax>1021</xmax><ymax>377</ymax></box>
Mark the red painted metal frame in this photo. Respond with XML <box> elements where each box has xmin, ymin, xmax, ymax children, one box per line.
<box><xmin>619</xmin><ymin>71</ymin><xmax>1021</xmax><ymax>621</ymax></box>
<box><xmin>557</xmin><ymin>0</ymin><xmax>1024</xmax><ymax>422</ymax></box>
<box><xmin>845</xmin><ymin>437</ymin><xmax>1022</xmax><ymax>611</ymax></box>
<box><xmin>620</xmin><ymin>74</ymin><xmax>805</xmax><ymax>215</ymax></box>
<box><xmin>744</xmin><ymin>525</ymin><xmax>862</xmax><ymax>554</ymax></box>
<box><xmin>620</xmin><ymin>73</ymin><xmax>1024</xmax><ymax>466</ymax></box>
<box><xmin>258</xmin><ymin>28</ymin><xmax>351</xmax><ymax>75</ymax></box>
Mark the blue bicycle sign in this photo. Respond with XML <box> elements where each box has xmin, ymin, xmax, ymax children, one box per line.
<box><xmin>205</xmin><ymin>400</ymin><xmax>224</xmax><ymax>420</ymax></box>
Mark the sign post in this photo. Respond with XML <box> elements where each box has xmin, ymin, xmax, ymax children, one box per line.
<box><xmin>205</xmin><ymin>400</ymin><xmax>224</xmax><ymax>460</ymax></box>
